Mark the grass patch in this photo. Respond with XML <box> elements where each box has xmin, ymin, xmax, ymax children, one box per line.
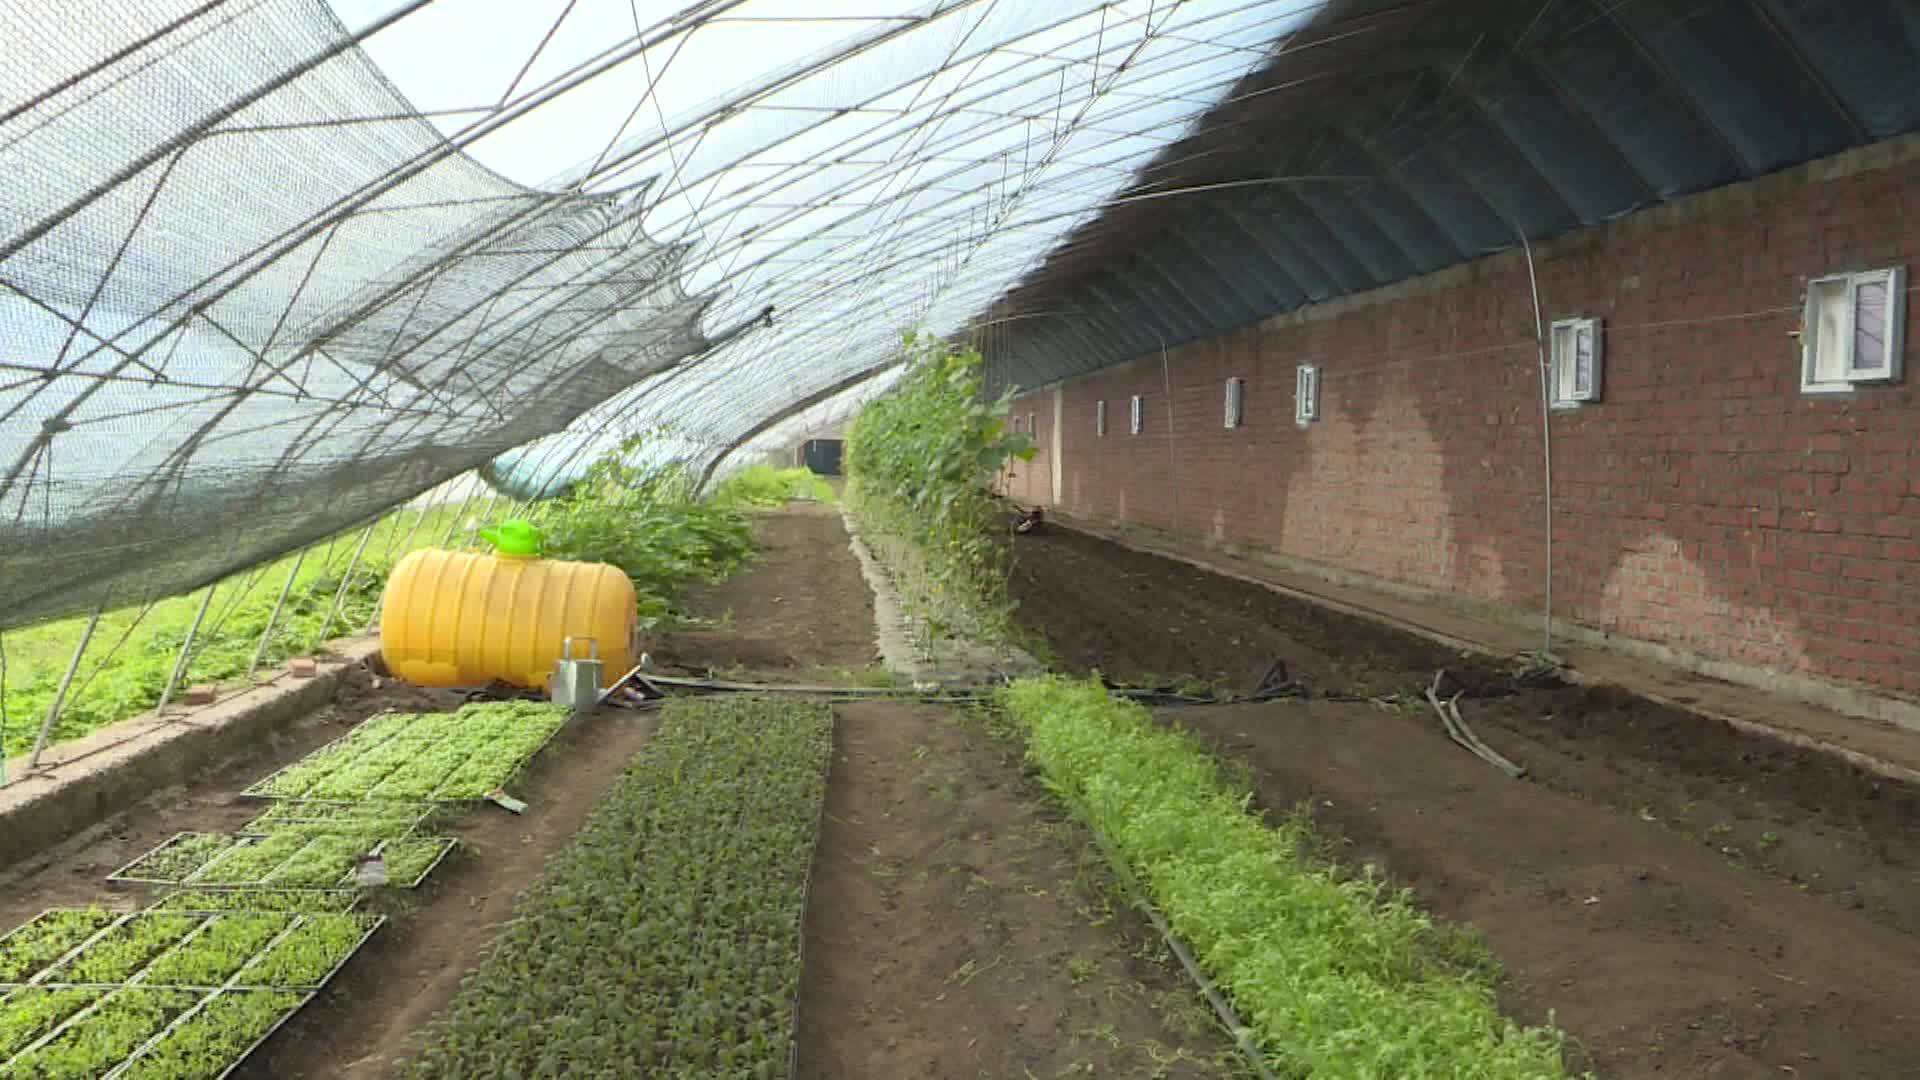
<box><xmin>1001</xmin><ymin>676</ymin><xmax>1580</xmax><ymax>1079</ymax></box>
<box><xmin>1</xmin><ymin>502</ymin><xmax>476</xmax><ymax>759</ymax></box>
<box><xmin>711</xmin><ymin>464</ymin><xmax>835</xmax><ymax>507</ymax></box>
<box><xmin>399</xmin><ymin>696</ymin><xmax>832</xmax><ymax>1078</ymax></box>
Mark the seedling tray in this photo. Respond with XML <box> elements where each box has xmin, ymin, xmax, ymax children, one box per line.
<box><xmin>241</xmin><ymin>706</ymin><xmax>567</xmax><ymax>803</ymax></box>
<box><xmin>108</xmin><ymin>832</ymin><xmax>246</xmax><ymax>886</ymax></box>
<box><xmin>0</xmin><ymin>983</ymin><xmax>314</xmax><ymax>1080</ymax></box>
<box><xmin>105</xmin><ymin>986</ymin><xmax>315</xmax><ymax>1080</ymax></box>
<box><xmin>147</xmin><ymin>889</ymin><xmax>363</xmax><ymax>915</ymax></box>
<box><xmin>110</xmin><ymin>829</ymin><xmax>452</xmax><ymax>890</ymax></box>
<box><xmin>8</xmin><ymin>911</ymin><xmax>385</xmax><ymax>994</ymax></box>
<box><xmin>370</xmin><ymin>836</ymin><xmax>459</xmax><ymax>889</ymax></box>
<box><xmin>241</xmin><ymin>800</ymin><xmax>433</xmax><ymax>835</ymax></box>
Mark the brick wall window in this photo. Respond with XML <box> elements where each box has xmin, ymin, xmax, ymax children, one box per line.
<box><xmin>1129</xmin><ymin>394</ymin><xmax>1143</xmax><ymax>435</ymax></box>
<box><xmin>1550</xmin><ymin>317</ymin><xmax>1603</xmax><ymax>407</ymax></box>
<box><xmin>1802</xmin><ymin>266</ymin><xmax>1906</xmax><ymax>393</ymax></box>
<box><xmin>1096</xmin><ymin>399</ymin><xmax>1107</xmax><ymax>436</ymax></box>
<box><xmin>1294</xmin><ymin>365</ymin><xmax>1318</xmax><ymax>426</ymax></box>
<box><xmin>1224</xmin><ymin>377</ymin><xmax>1245</xmax><ymax>429</ymax></box>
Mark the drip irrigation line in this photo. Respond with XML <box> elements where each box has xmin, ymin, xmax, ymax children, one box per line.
<box><xmin>1055</xmin><ymin>788</ymin><xmax>1277</xmax><ymax>1080</ymax></box>
<box><xmin>1426</xmin><ymin>670</ymin><xmax>1526</xmax><ymax>779</ymax></box>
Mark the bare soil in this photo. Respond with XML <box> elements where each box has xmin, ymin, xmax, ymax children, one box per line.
<box><xmin>1173</xmin><ymin>701</ymin><xmax>1920</xmax><ymax>1078</ymax></box>
<box><xmin>1011</xmin><ymin>524</ymin><xmax>1920</xmax><ymax>1077</ymax></box>
<box><xmin>798</xmin><ymin>702</ymin><xmax>1236</xmax><ymax>1080</ymax></box>
<box><xmin>649</xmin><ymin>501</ymin><xmax>880</xmax><ymax>680</ymax></box>
<box><xmin>1009</xmin><ymin>524</ymin><xmax>1498</xmax><ymax>694</ymax></box>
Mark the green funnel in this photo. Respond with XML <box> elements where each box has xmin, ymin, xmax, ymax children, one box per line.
<box><xmin>478</xmin><ymin>519</ymin><xmax>543</xmax><ymax>558</ymax></box>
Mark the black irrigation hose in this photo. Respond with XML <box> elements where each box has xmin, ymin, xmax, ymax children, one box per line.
<box><xmin>1053</xmin><ymin>788</ymin><xmax>1278</xmax><ymax>1080</ymax></box>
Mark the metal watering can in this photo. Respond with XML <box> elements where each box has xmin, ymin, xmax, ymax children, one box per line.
<box><xmin>550</xmin><ymin>636</ymin><xmax>603</xmax><ymax>712</ymax></box>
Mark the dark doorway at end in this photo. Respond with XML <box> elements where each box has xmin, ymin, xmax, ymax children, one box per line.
<box><xmin>800</xmin><ymin>438</ymin><xmax>843</xmax><ymax>476</ymax></box>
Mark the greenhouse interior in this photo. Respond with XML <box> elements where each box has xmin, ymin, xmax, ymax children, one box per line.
<box><xmin>3</xmin><ymin>1</ymin><xmax>1920</xmax><ymax>1076</ymax></box>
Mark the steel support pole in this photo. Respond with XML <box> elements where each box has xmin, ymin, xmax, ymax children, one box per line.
<box><xmin>156</xmin><ymin>585</ymin><xmax>217</xmax><ymax>714</ymax></box>
<box><xmin>1</xmin><ymin>632</ymin><xmax>9</xmax><ymax>786</ymax></box>
<box><xmin>248</xmin><ymin>550</ymin><xmax>307</xmax><ymax>682</ymax></box>
<box><xmin>28</xmin><ymin>606</ymin><xmax>103</xmax><ymax>769</ymax></box>
<box><xmin>315</xmin><ymin>524</ymin><xmax>376</xmax><ymax>646</ymax></box>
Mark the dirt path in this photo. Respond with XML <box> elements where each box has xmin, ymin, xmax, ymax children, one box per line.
<box><xmin>649</xmin><ymin>501</ymin><xmax>879</xmax><ymax>680</ymax></box>
<box><xmin>1171</xmin><ymin>701</ymin><xmax>1920</xmax><ymax>1077</ymax></box>
<box><xmin>798</xmin><ymin>702</ymin><xmax>1235</xmax><ymax>1079</ymax></box>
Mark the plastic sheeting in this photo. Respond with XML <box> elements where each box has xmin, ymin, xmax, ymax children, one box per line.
<box><xmin>0</xmin><ymin>0</ymin><xmax>1305</xmax><ymax>625</ymax></box>
<box><xmin>4</xmin><ymin>0</ymin><xmax>1916</xmax><ymax>626</ymax></box>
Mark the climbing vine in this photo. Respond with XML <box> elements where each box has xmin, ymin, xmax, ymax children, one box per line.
<box><xmin>844</xmin><ymin>333</ymin><xmax>1033</xmax><ymax>640</ymax></box>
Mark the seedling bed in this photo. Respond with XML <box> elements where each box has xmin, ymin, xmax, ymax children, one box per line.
<box><xmin>240</xmin><ymin>801</ymin><xmax>433</xmax><ymax>836</ymax></box>
<box><xmin>398</xmin><ymin>697</ymin><xmax>830</xmax><ymax>1078</ymax></box>
<box><xmin>110</xmin><ymin>830</ymin><xmax>453</xmax><ymax>890</ymax></box>
<box><xmin>4</xmin><ymin>910</ymin><xmax>383</xmax><ymax>995</ymax></box>
<box><xmin>108</xmin><ymin>833</ymin><xmax>245</xmax><ymax>886</ymax></box>
<box><xmin>146</xmin><ymin>890</ymin><xmax>362</xmax><ymax>916</ymax></box>
<box><xmin>241</xmin><ymin>702</ymin><xmax>568</xmax><ymax>803</ymax></box>
<box><xmin>0</xmin><ymin>984</ymin><xmax>311</xmax><ymax>1079</ymax></box>
<box><xmin>0</xmin><ymin>908</ymin><xmax>122</xmax><ymax>984</ymax></box>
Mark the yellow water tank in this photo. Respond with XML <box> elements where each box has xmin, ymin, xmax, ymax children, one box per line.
<box><xmin>378</xmin><ymin>548</ymin><xmax>636</xmax><ymax>690</ymax></box>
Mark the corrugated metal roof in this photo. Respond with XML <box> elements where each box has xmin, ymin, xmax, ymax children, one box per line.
<box><xmin>977</xmin><ymin>0</ymin><xmax>1920</xmax><ymax>391</ymax></box>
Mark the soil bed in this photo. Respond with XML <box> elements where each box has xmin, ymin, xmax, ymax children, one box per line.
<box><xmin>798</xmin><ymin>701</ymin><xmax>1235</xmax><ymax>1079</ymax></box>
<box><xmin>1009</xmin><ymin>524</ymin><xmax>1497</xmax><ymax>694</ymax></box>
<box><xmin>1010</xmin><ymin>524</ymin><xmax>1920</xmax><ymax>1075</ymax></box>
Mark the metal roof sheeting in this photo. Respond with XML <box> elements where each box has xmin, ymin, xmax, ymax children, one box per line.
<box><xmin>977</xmin><ymin>0</ymin><xmax>1920</xmax><ymax>392</ymax></box>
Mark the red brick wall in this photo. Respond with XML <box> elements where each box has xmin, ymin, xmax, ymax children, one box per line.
<box><xmin>1010</xmin><ymin>142</ymin><xmax>1920</xmax><ymax>698</ymax></box>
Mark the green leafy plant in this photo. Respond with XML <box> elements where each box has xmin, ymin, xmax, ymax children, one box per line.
<box><xmin>528</xmin><ymin>435</ymin><xmax>757</xmax><ymax>628</ymax></box>
<box><xmin>2</xmin><ymin>501</ymin><xmax>478</xmax><ymax>760</ymax></box>
<box><xmin>710</xmin><ymin>464</ymin><xmax>835</xmax><ymax>507</ymax></box>
<box><xmin>0</xmin><ymin>910</ymin><xmax>119</xmax><ymax>983</ymax></box>
<box><xmin>4</xmin><ymin>987</ymin><xmax>199</xmax><ymax>1076</ymax></box>
<box><xmin>117</xmin><ymin>989</ymin><xmax>305</xmax><ymax>1080</ymax></box>
<box><xmin>240</xmin><ymin>914</ymin><xmax>381</xmax><ymax>990</ymax></box>
<box><xmin>54</xmin><ymin>914</ymin><xmax>201</xmax><ymax>984</ymax></box>
<box><xmin>398</xmin><ymin>697</ymin><xmax>832</xmax><ymax>1078</ymax></box>
<box><xmin>148</xmin><ymin>890</ymin><xmax>360</xmax><ymax>916</ymax></box>
<box><xmin>845</xmin><ymin>333</ymin><xmax>1033</xmax><ymax>643</ymax></box>
<box><xmin>0</xmin><ymin>988</ymin><xmax>105</xmax><ymax>1061</ymax></box>
<box><xmin>999</xmin><ymin>676</ymin><xmax>1579</xmax><ymax>1078</ymax></box>
<box><xmin>139</xmin><ymin>915</ymin><xmax>292</xmax><ymax>988</ymax></box>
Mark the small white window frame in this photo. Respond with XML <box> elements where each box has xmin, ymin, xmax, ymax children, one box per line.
<box><xmin>1027</xmin><ymin>411</ymin><xmax>1037</xmax><ymax>437</ymax></box>
<box><xmin>1129</xmin><ymin>395</ymin><xmax>1144</xmax><ymax>435</ymax></box>
<box><xmin>1549</xmin><ymin>317</ymin><xmax>1604</xmax><ymax>408</ymax></box>
<box><xmin>1224</xmin><ymin>377</ymin><xmax>1245</xmax><ymax>429</ymax></box>
<box><xmin>1294</xmin><ymin>365</ymin><xmax>1319</xmax><ymax>427</ymax></box>
<box><xmin>1801</xmin><ymin>266</ymin><xmax>1906</xmax><ymax>394</ymax></box>
<box><xmin>1096</xmin><ymin>399</ymin><xmax>1107</xmax><ymax>436</ymax></box>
